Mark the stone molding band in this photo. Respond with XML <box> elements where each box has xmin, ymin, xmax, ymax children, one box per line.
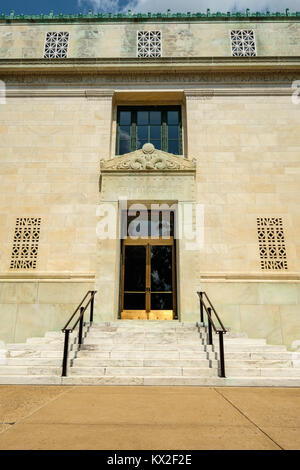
<box><xmin>0</xmin><ymin>272</ymin><xmax>95</xmax><ymax>281</ymax></box>
<box><xmin>3</xmin><ymin>87</ymin><xmax>296</xmax><ymax>98</ymax></box>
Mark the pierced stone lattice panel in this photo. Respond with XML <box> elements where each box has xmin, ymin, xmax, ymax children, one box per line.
<box><xmin>10</xmin><ymin>218</ymin><xmax>41</xmax><ymax>269</ymax></box>
<box><xmin>257</xmin><ymin>218</ymin><xmax>288</xmax><ymax>270</ymax></box>
<box><xmin>44</xmin><ymin>32</ymin><xmax>69</xmax><ymax>58</ymax></box>
<box><xmin>230</xmin><ymin>30</ymin><xmax>257</xmax><ymax>56</ymax></box>
<box><xmin>137</xmin><ymin>31</ymin><xmax>162</xmax><ymax>58</ymax></box>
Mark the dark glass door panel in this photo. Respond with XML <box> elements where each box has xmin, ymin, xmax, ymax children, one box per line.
<box><xmin>150</xmin><ymin>245</ymin><xmax>173</xmax><ymax>311</ymax></box>
<box><xmin>124</xmin><ymin>293</ymin><xmax>146</xmax><ymax>310</ymax></box>
<box><xmin>151</xmin><ymin>293</ymin><xmax>173</xmax><ymax>310</ymax></box>
<box><xmin>122</xmin><ymin>242</ymin><xmax>175</xmax><ymax>316</ymax></box>
<box><xmin>124</xmin><ymin>246</ymin><xmax>146</xmax><ymax>291</ymax></box>
<box><xmin>151</xmin><ymin>246</ymin><xmax>172</xmax><ymax>292</ymax></box>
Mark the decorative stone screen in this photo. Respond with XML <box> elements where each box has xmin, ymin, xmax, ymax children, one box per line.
<box><xmin>257</xmin><ymin>218</ymin><xmax>288</xmax><ymax>270</ymax></box>
<box><xmin>43</xmin><ymin>32</ymin><xmax>69</xmax><ymax>58</ymax></box>
<box><xmin>10</xmin><ymin>218</ymin><xmax>41</xmax><ymax>269</ymax></box>
<box><xmin>230</xmin><ymin>30</ymin><xmax>257</xmax><ymax>56</ymax></box>
<box><xmin>137</xmin><ymin>31</ymin><xmax>162</xmax><ymax>58</ymax></box>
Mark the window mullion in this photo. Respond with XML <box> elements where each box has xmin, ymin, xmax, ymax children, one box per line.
<box><xmin>162</xmin><ymin>110</ymin><xmax>167</xmax><ymax>152</ymax></box>
<box><xmin>131</xmin><ymin>111</ymin><xmax>137</xmax><ymax>152</ymax></box>
<box><xmin>179</xmin><ymin>119</ymin><xmax>182</xmax><ymax>155</ymax></box>
<box><xmin>116</xmin><ymin>121</ymin><xmax>120</xmax><ymax>155</ymax></box>
<box><xmin>147</xmin><ymin>109</ymin><xmax>150</xmax><ymax>143</ymax></box>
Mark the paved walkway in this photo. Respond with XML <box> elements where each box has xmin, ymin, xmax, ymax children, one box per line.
<box><xmin>0</xmin><ymin>386</ymin><xmax>299</xmax><ymax>450</ymax></box>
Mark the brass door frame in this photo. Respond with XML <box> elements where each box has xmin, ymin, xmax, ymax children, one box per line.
<box><xmin>120</xmin><ymin>237</ymin><xmax>176</xmax><ymax>320</ymax></box>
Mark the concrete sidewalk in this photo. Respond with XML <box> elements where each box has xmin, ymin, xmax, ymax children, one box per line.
<box><xmin>0</xmin><ymin>386</ymin><xmax>299</xmax><ymax>450</ymax></box>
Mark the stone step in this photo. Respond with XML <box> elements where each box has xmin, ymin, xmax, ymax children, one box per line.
<box><xmin>73</xmin><ymin>358</ymin><xmax>214</xmax><ymax>368</ymax></box>
<box><xmin>1</xmin><ymin>321</ymin><xmax>299</xmax><ymax>387</ymax></box>
<box><xmin>0</xmin><ymin>366</ymin><xmax>61</xmax><ymax>376</ymax></box>
<box><xmin>209</xmin><ymin>344</ymin><xmax>287</xmax><ymax>352</ymax></box>
<box><xmin>1</xmin><ymin>374</ymin><xmax>300</xmax><ymax>387</ymax></box>
<box><xmin>261</xmin><ymin>368</ymin><xmax>300</xmax><ymax>377</ymax></box>
<box><xmin>224</xmin><ymin>360</ymin><xmax>297</xmax><ymax>368</ymax></box>
<box><xmin>222</xmin><ymin>351</ymin><xmax>300</xmax><ymax>360</ymax></box>
<box><xmin>6</xmin><ymin>343</ymin><xmax>65</xmax><ymax>351</ymax></box>
<box><xmin>86</xmin><ymin>334</ymin><xmax>202</xmax><ymax>341</ymax></box>
<box><xmin>226</xmin><ymin>367</ymin><xmax>300</xmax><ymax>377</ymax></box>
<box><xmin>1</xmin><ymin>358</ymin><xmax>63</xmax><ymax>366</ymax></box>
<box><xmin>209</xmin><ymin>336</ymin><xmax>267</xmax><ymax>345</ymax></box>
<box><xmin>5</xmin><ymin>350</ymin><xmax>75</xmax><ymax>359</ymax></box>
<box><xmin>78</xmin><ymin>350</ymin><xmax>209</xmax><ymax>359</ymax></box>
<box><xmin>26</xmin><ymin>337</ymin><xmax>64</xmax><ymax>344</ymax></box>
<box><xmin>61</xmin><ymin>375</ymin><xmax>300</xmax><ymax>387</ymax></box>
<box><xmin>81</xmin><ymin>343</ymin><xmax>206</xmax><ymax>351</ymax></box>
<box><xmin>86</xmin><ymin>340</ymin><xmax>204</xmax><ymax>346</ymax></box>
<box><xmin>223</xmin><ymin>339</ymin><xmax>267</xmax><ymax>345</ymax></box>
<box><xmin>45</xmin><ymin>330</ymin><xmax>89</xmax><ymax>338</ymax></box>
<box><xmin>0</xmin><ymin>376</ymin><xmax>63</xmax><ymax>385</ymax></box>
<box><xmin>91</xmin><ymin>328</ymin><xmax>195</xmax><ymax>333</ymax></box>
<box><xmin>81</xmin><ymin>342</ymin><xmax>287</xmax><ymax>353</ymax></box>
<box><xmin>69</xmin><ymin>366</ymin><xmax>216</xmax><ymax>377</ymax></box>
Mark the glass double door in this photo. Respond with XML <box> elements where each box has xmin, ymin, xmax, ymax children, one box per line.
<box><xmin>121</xmin><ymin>239</ymin><xmax>176</xmax><ymax>320</ymax></box>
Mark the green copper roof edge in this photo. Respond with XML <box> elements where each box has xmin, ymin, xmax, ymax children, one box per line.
<box><xmin>0</xmin><ymin>9</ymin><xmax>300</xmax><ymax>22</ymax></box>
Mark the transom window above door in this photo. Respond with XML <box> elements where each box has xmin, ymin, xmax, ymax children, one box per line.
<box><xmin>116</xmin><ymin>106</ymin><xmax>182</xmax><ymax>155</ymax></box>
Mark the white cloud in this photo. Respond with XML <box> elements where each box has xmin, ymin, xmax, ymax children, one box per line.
<box><xmin>125</xmin><ymin>0</ymin><xmax>300</xmax><ymax>13</ymax></box>
<box><xmin>77</xmin><ymin>0</ymin><xmax>300</xmax><ymax>14</ymax></box>
<box><xmin>78</xmin><ymin>0</ymin><xmax>119</xmax><ymax>12</ymax></box>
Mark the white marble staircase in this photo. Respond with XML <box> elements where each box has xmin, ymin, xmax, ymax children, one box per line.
<box><xmin>1</xmin><ymin>321</ymin><xmax>300</xmax><ymax>386</ymax></box>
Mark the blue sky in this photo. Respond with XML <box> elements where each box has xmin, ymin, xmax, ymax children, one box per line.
<box><xmin>0</xmin><ymin>0</ymin><xmax>300</xmax><ymax>15</ymax></box>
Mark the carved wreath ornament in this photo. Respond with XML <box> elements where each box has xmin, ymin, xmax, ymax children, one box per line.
<box><xmin>100</xmin><ymin>143</ymin><xmax>196</xmax><ymax>172</ymax></box>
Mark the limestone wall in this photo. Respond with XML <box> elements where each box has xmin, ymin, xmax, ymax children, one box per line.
<box><xmin>196</xmin><ymin>282</ymin><xmax>300</xmax><ymax>350</ymax></box>
<box><xmin>0</xmin><ymin>74</ymin><xmax>299</xmax><ymax>346</ymax></box>
<box><xmin>0</xmin><ymin>280</ymin><xmax>94</xmax><ymax>343</ymax></box>
<box><xmin>187</xmin><ymin>93</ymin><xmax>300</xmax><ymax>274</ymax></box>
<box><xmin>0</xmin><ymin>20</ymin><xmax>299</xmax><ymax>58</ymax></box>
<box><xmin>0</xmin><ymin>95</ymin><xmax>113</xmax><ymax>274</ymax></box>
<box><xmin>2</xmin><ymin>91</ymin><xmax>299</xmax><ymax>277</ymax></box>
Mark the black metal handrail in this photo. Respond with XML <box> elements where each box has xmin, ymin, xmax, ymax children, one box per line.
<box><xmin>61</xmin><ymin>290</ymin><xmax>97</xmax><ymax>377</ymax></box>
<box><xmin>197</xmin><ymin>291</ymin><xmax>227</xmax><ymax>378</ymax></box>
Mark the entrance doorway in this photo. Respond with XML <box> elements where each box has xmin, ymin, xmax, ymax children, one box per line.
<box><xmin>120</xmin><ymin>208</ymin><xmax>177</xmax><ymax>320</ymax></box>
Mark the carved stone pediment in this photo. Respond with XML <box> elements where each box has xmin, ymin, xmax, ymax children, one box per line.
<box><xmin>100</xmin><ymin>143</ymin><xmax>196</xmax><ymax>173</ymax></box>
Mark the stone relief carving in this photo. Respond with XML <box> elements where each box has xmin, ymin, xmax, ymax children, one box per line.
<box><xmin>100</xmin><ymin>143</ymin><xmax>196</xmax><ymax>172</ymax></box>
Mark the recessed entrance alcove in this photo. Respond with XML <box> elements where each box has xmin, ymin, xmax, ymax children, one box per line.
<box><xmin>95</xmin><ymin>143</ymin><xmax>197</xmax><ymax>321</ymax></box>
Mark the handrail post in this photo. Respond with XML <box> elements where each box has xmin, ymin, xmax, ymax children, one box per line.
<box><xmin>90</xmin><ymin>292</ymin><xmax>94</xmax><ymax>324</ymax></box>
<box><xmin>218</xmin><ymin>332</ymin><xmax>226</xmax><ymax>378</ymax></box>
<box><xmin>62</xmin><ymin>329</ymin><xmax>70</xmax><ymax>377</ymax></box>
<box><xmin>200</xmin><ymin>292</ymin><xmax>204</xmax><ymax>324</ymax></box>
<box><xmin>78</xmin><ymin>306</ymin><xmax>84</xmax><ymax>349</ymax></box>
<box><xmin>207</xmin><ymin>307</ymin><xmax>213</xmax><ymax>345</ymax></box>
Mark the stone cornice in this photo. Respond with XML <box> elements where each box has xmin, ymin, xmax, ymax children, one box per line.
<box><xmin>0</xmin><ymin>10</ymin><xmax>299</xmax><ymax>23</ymax></box>
<box><xmin>3</xmin><ymin>89</ymin><xmax>115</xmax><ymax>99</ymax></box>
<box><xmin>0</xmin><ymin>56</ymin><xmax>300</xmax><ymax>75</ymax></box>
<box><xmin>3</xmin><ymin>87</ymin><xmax>295</xmax><ymax>98</ymax></box>
<box><xmin>184</xmin><ymin>87</ymin><xmax>294</xmax><ymax>97</ymax></box>
<box><xmin>100</xmin><ymin>144</ymin><xmax>196</xmax><ymax>174</ymax></box>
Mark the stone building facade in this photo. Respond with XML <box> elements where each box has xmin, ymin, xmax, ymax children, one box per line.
<box><xmin>0</xmin><ymin>10</ymin><xmax>300</xmax><ymax>349</ymax></box>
